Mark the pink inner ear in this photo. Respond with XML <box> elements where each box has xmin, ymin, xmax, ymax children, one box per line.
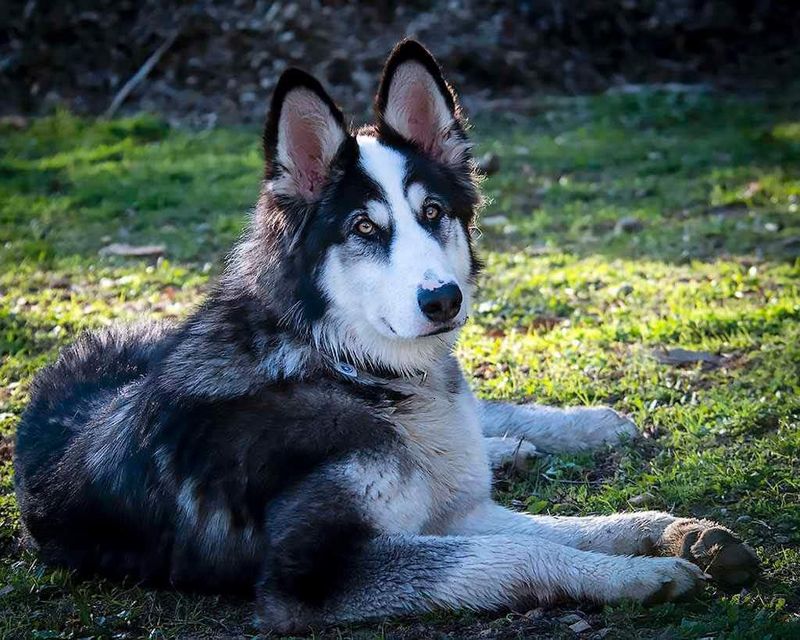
<box><xmin>384</xmin><ymin>62</ymin><xmax>461</xmax><ymax>164</ymax></box>
<box><xmin>276</xmin><ymin>88</ymin><xmax>345</xmax><ymax>201</ymax></box>
<box><xmin>404</xmin><ymin>84</ymin><xmax>438</xmax><ymax>154</ymax></box>
<box><xmin>287</xmin><ymin>118</ymin><xmax>325</xmax><ymax>198</ymax></box>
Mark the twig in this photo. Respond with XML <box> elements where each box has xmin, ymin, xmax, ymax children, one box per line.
<box><xmin>104</xmin><ymin>30</ymin><xmax>180</xmax><ymax>119</ymax></box>
<box><xmin>541</xmin><ymin>474</ymin><xmax>605</xmax><ymax>485</ymax></box>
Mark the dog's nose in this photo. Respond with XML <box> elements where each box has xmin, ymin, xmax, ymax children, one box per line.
<box><xmin>418</xmin><ymin>283</ymin><xmax>463</xmax><ymax>323</ymax></box>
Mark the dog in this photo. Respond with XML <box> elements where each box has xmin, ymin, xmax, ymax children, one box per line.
<box><xmin>14</xmin><ymin>40</ymin><xmax>759</xmax><ymax>633</ymax></box>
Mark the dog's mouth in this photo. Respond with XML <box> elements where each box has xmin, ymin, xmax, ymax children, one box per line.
<box><xmin>380</xmin><ymin>317</ymin><xmax>466</xmax><ymax>339</ymax></box>
<box><xmin>419</xmin><ymin>322</ymin><xmax>462</xmax><ymax>337</ymax></box>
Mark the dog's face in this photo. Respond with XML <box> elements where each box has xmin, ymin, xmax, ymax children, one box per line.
<box><xmin>259</xmin><ymin>41</ymin><xmax>481</xmax><ymax>373</ymax></box>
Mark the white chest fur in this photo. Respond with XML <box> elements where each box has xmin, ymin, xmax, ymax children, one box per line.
<box><xmin>380</xmin><ymin>360</ymin><xmax>491</xmax><ymax>534</ymax></box>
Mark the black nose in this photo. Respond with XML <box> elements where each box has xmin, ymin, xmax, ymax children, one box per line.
<box><xmin>418</xmin><ymin>283</ymin><xmax>463</xmax><ymax>323</ymax></box>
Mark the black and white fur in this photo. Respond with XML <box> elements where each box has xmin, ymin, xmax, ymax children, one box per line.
<box><xmin>14</xmin><ymin>41</ymin><xmax>758</xmax><ymax>633</ymax></box>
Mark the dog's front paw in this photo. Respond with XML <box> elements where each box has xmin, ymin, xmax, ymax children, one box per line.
<box><xmin>563</xmin><ymin>406</ymin><xmax>638</xmax><ymax>449</ymax></box>
<box><xmin>614</xmin><ymin>556</ymin><xmax>706</xmax><ymax>604</ymax></box>
<box><xmin>660</xmin><ymin>519</ymin><xmax>760</xmax><ymax>589</ymax></box>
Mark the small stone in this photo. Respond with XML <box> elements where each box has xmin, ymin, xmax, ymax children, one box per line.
<box><xmin>614</xmin><ymin>216</ymin><xmax>644</xmax><ymax>234</ymax></box>
<box><xmin>570</xmin><ymin>620</ymin><xmax>592</xmax><ymax>634</ymax></box>
<box><xmin>774</xmin><ymin>535</ymin><xmax>790</xmax><ymax>544</ymax></box>
<box><xmin>559</xmin><ymin>613</ymin><xmax>583</xmax><ymax>625</ymax></box>
<box><xmin>629</xmin><ymin>492</ymin><xmax>656</xmax><ymax>506</ymax></box>
<box><xmin>481</xmin><ymin>214</ymin><xmax>509</xmax><ymax>227</ymax></box>
<box><xmin>476</xmin><ymin>152</ymin><xmax>501</xmax><ymax>176</ymax></box>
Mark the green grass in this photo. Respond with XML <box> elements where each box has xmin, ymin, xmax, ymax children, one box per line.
<box><xmin>1</xmin><ymin>87</ymin><xmax>799</xmax><ymax>638</ymax></box>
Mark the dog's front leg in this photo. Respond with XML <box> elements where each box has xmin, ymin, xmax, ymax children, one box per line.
<box><xmin>258</xmin><ymin>532</ymin><xmax>705</xmax><ymax>633</ymax></box>
<box><xmin>448</xmin><ymin>501</ymin><xmax>760</xmax><ymax>589</ymax></box>
<box><xmin>479</xmin><ymin>399</ymin><xmax>638</xmax><ymax>453</ymax></box>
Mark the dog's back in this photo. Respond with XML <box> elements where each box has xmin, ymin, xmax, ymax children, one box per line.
<box><xmin>14</xmin><ymin>323</ymin><xmax>175</xmax><ymax>579</ymax></box>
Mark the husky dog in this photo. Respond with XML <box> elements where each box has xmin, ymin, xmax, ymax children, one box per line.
<box><xmin>15</xmin><ymin>41</ymin><xmax>759</xmax><ymax>633</ymax></box>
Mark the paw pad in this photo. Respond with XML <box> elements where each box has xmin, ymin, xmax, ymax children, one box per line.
<box><xmin>677</xmin><ymin>524</ymin><xmax>760</xmax><ymax>588</ymax></box>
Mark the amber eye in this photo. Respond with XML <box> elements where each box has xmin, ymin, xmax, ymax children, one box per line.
<box><xmin>354</xmin><ymin>217</ymin><xmax>376</xmax><ymax>237</ymax></box>
<box><xmin>423</xmin><ymin>202</ymin><xmax>443</xmax><ymax>221</ymax></box>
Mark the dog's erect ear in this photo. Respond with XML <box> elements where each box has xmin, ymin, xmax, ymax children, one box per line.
<box><xmin>263</xmin><ymin>69</ymin><xmax>348</xmax><ymax>201</ymax></box>
<box><xmin>375</xmin><ymin>40</ymin><xmax>470</xmax><ymax>166</ymax></box>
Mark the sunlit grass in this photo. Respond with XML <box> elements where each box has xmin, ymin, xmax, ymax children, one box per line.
<box><xmin>1</xmin><ymin>89</ymin><xmax>799</xmax><ymax>638</ymax></box>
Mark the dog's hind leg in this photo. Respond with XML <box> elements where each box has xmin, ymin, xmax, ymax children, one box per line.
<box><xmin>449</xmin><ymin>501</ymin><xmax>760</xmax><ymax>589</ymax></box>
<box><xmin>478</xmin><ymin>400</ymin><xmax>638</xmax><ymax>453</ymax></box>
<box><xmin>257</xmin><ymin>532</ymin><xmax>705</xmax><ymax>633</ymax></box>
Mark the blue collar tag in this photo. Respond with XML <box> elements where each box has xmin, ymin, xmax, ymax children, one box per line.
<box><xmin>334</xmin><ymin>362</ymin><xmax>358</xmax><ymax>378</ymax></box>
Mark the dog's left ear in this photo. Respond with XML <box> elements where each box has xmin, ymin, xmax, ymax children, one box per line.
<box><xmin>375</xmin><ymin>40</ymin><xmax>471</xmax><ymax>167</ymax></box>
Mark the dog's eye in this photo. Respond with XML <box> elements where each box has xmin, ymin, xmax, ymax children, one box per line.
<box><xmin>353</xmin><ymin>217</ymin><xmax>376</xmax><ymax>237</ymax></box>
<box><xmin>423</xmin><ymin>202</ymin><xmax>443</xmax><ymax>221</ymax></box>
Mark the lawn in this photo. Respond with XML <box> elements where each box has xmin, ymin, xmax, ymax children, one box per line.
<box><xmin>1</xmin><ymin>88</ymin><xmax>798</xmax><ymax>639</ymax></box>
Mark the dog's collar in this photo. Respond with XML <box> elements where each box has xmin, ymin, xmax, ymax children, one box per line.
<box><xmin>326</xmin><ymin>357</ymin><xmax>428</xmax><ymax>386</ymax></box>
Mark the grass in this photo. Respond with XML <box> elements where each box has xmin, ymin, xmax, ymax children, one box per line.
<box><xmin>1</xmin><ymin>87</ymin><xmax>799</xmax><ymax>638</ymax></box>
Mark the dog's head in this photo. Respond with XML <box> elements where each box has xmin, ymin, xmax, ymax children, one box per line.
<box><xmin>248</xmin><ymin>40</ymin><xmax>481</xmax><ymax>374</ymax></box>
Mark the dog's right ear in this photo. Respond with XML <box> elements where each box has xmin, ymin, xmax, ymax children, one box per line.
<box><xmin>263</xmin><ymin>69</ymin><xmax>348</xmax><ymax>202</ymax></box>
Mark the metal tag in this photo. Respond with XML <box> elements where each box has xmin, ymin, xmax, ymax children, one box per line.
<box><xmin>334</xmin><ymin>362</ymin><xmax>358</xmax><ymax>378</ymax></box>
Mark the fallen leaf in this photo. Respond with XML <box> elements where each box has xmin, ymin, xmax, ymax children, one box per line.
<box><xmin>652</xmin><ymin>347</ymin><xmax>727</xmax><ymax>370</ymax></box>
<box><xmin>99</xmin><ymin>243</ymin><xmax>166</xmax><ymax>258</ymax></box>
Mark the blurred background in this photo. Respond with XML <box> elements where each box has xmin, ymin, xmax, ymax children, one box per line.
<box><xmin>2</xmin><ymin>0</ymin><xmax>800</xmax><ymax>125</ymax></box>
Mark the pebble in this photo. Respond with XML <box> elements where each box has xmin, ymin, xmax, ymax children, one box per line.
<box><xmin>559</xmin><ymin>613</ymin><xmax>583</xmax><ymax>625</ymax></box>
<box><xmin>476</xmin><ymin>152</ymin><xmax>501</xmax><ymax>176</ymax></box>
<box><xmin>628</xmin><ymin>492</ymin><xmax>656</xmax><ymax>506</ymax></box>
<box><xmin>570</xmin><ymin>620</ymin><xmax>592</xmax><ymax>633</ymax></box>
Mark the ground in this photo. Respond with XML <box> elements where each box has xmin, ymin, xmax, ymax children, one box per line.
<box><xmin>0</xmin><ymin>88</ymin><xmax>798</xmax><ymax>639</ymax></box>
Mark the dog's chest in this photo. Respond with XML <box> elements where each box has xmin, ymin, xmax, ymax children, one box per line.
<box><xmin>384</xmin><ymin>374</ymin><xmax>491</xmax><ymax>533</ymax></box>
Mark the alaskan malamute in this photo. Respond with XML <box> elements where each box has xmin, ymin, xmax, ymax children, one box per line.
<box><xmin>15</xmin><ymin>40</ymin><xmax>758</xmax><ymax>633</ymax></box>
